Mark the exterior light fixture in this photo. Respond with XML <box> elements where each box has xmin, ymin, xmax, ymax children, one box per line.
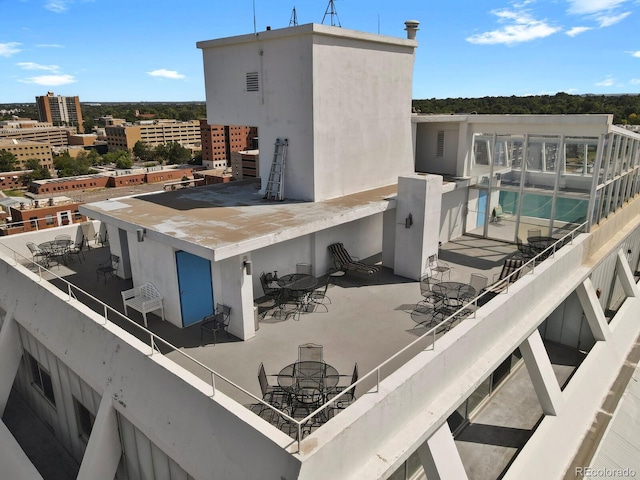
<box><xmin>405</xmin><ymin>213</ymin><xmax>413</xmax><ymax>229</ymax></box>
<box><xmin>243</xmin><ymin>258</ymin><xmax>252</xmax><ymax>275</ymax></box>
<box><xmin>136</xmin><ymin>228</ymin><xmax>146</xmax><ymax>242</ymax></box>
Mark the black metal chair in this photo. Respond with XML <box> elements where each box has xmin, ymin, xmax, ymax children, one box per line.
<box><xmin>257</xmin><ymin>362</ymin><xmax>288</xmax><ymax>407</ymax></box>
<box><xmin>67</xmin><ymin>236</ymin><xmax>86</xmax><ymax>262</ymax></box>
<box><xmin>96</xmin><ymin>254</ymin><xmax>119</xmax><ymax>283</ymax></box>
<box><xmin>26</xmin><ymin>242</ymin><xmax>49</xmax><ymax>267</ymax></box>
<box><xmin>415</xmin><ymin>273</ymin><xmax>443</xmax><ymax>312</ymax></box>
<box><xmin>308</xmin><ymin>282</ymin><xmax>331</xmax><ymax>311</ymax></box>
<box><xmin>200</xmin><ymin>303</ymin><xmax>231</xmax><ymax>344</ymax></box>
<box><xmin>516</xmin><ymin>237</ymin><xmax>535</xmax><ymax>260</ymax></box>
<box><xmin>298</xmin><ymin>343</ymin><xmax>323</xmax><ymax>363</ymax></box>
<box><xmin>260</xmin><ymin>272</ymin><xmax>282</xmax><ymax>303</ymax></box>
<box><xmin>327</xmin><ymin>363</ymin><xmax>358</xmax><ymax>411</ymax></box>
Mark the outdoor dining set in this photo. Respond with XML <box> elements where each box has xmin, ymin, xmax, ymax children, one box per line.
<box><xmin>26</xmin><ymin>234</ymin><xmax>86</xmax><ymax>268</ymax></box>
<box><xmin>259</xmin><ymin>263</ymin><xmax>331</xmax><ymax>320</ymax></box>
<box><xmin>252</xmin><ymin>343</ymin><xmax>358</xmax><ymax>436</ymax></box>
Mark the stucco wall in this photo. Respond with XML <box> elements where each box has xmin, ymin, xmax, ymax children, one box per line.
<box><xmin>440</xmin><ymin>187</ymin><xmax>466</xmax><ymax>244</ymax></box>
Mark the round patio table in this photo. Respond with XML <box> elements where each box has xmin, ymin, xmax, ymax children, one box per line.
<box><xmin>527</xmin><ymin>236</ymin><xmax>556</xmax><ymax>253</ymax></box>
<box><xmin>39</xmin><ymin>239</ymin><xmax>73</xmax><ymax>264</ymax></box>
<box><xmin>277</xmin><ymin>273</ymin><xmax>318</xmax><ymax>292</ymax></box>
<box><xmin>432</xmin><ymin>281</ymin><xmax>476</xmax><ymax>302</ymax></box>
<box><xmin>278</xmin><ymin>360</ymin><xmax>340</xmax><ymax>418</ymax></box>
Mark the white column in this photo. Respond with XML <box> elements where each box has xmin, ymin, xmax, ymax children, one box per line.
<box><xmin>393</xmin><ymin>174</ymin><xmax>443</xmax><ymax>280</ymax></box>
<box><xmin>0</xmin><ymin>306</ymin><xmax>22</xmax><ymax>416</ymax></box>
<box><xmin>520</xmin><ymin>330</ymin><xmax>564</xmax><ymax>416</ymax></box>
<box><xmin>575</xmin><ymin>279</ymin><xmax>609</xmax><ymax>342</ymax></box>
<box><xmin>77</xmin><ymin>397</ymin><xmax>121</xmax><ymax>480</ymax></box>
<box><xmin>213</xmin><ymin>254</ymin><xmax>255</xmax><ymax>341</ymax></box>
<box><xmin>616</xmin><ymin>249</ymin><xmax>640</xmax><ymax>298</ymax></box>
<box><xmin>417</xmin><ymin>422</ymin><xmax>468</xmax><ymax>480</ymax></box>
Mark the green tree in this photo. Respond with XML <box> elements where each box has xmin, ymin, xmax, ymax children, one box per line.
<box><xmin>133</xmin><ymin>141</ymin><xmax>156</xmax><ymax>162</ymax></box>
<box><xmin>53</xmin><ymin>151</ymin><xmax>93</xmax><ymax>177</ymax></box>
<box><xmin>156</xmin><ymin>141</ymin><xmax>191</xmax><ymax>165</ymax></box>
<box><xmin>23</xmin><ymin>158</ymin><xmax>52</xmax><ymax>182</ymax></box>
<box><xmin>0</xmin><ymin>150</ymin><xmax>17</xmax><ymax>172</ymax></box>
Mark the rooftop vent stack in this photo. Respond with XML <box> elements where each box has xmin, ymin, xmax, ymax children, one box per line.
<box><xmin>404</xmin><ymin>20</ymin><xmax>419</xmax><ymax>40</ymax></box>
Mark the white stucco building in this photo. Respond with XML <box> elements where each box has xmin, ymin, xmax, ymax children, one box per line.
<box><xmin>1</xmin><ymin>21</ymin><xmax>640</xmax><ymax>480</ymax></box>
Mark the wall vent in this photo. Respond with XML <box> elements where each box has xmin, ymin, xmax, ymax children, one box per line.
<box><xmin>246</xmin><ymin>72</ymin><xmax>259</xmax><ymax>92</ymax></box>
<box><xmin>436</xmin><ymin>130</ymin><xmax>445</xmax><ymax>157</ymax></box>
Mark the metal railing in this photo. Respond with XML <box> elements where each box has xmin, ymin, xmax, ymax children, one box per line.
<box><xmin>0</xmin><ymin>221</ymin><xmax>587</xmax><ymax>452</ymax></box>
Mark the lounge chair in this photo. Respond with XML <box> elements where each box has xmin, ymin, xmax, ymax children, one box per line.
<box><xmin>479</xmin><ymin>258</ymin><xmax>524</xmax><ymax>305</ymax></box>
<box><xmin>327</xmin><ymin>243</ymin><xmax>380</xmax><ymax>279</ymax></box>
<box><xmin>491</xmin><ymin>204</ymin><xmax>513</xmax><ymax>222</ymax></box>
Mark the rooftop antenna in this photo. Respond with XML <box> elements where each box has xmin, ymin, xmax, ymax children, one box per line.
<box><xmin>252</xmin><ymin>0</ymin><xmax>257</xmax><ymax>34</ymax></box>
<box><xmin>322</xmin><ymin>0</ymin><xmax>341</xmax><ymax>27</ymax></box>
<box><xmin>289</xmin><ymin>6</ymin><xmax>298</xmax><ymax>26</ymax></box>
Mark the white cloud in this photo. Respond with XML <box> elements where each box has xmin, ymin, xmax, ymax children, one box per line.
<box><xmin>45</xmin><ymin>1</ymin><xmax>70</xmax><ymax>12</ymax></box>
<box><xmin>567</xmin><ymin>0</ymin><xmax>629</xmax><ymax>15</ymax></box>
<box><xmin>0</xmin><ymin>42</ymin><xmax>21</xmax><ymax>57</ymax></box>
<box><xmin>17</xmin><ymin>62</ymin><xmax>60</xmax><ymax>72</ymax></box>
<box><xmin>596</xmin><ymin>11</ymin><xmax>631</xmax><ymax>27</ymax></box>
<box><xmin>595</xmin><ymin>77</ymin><xmax>614</xmax><ymax>87</ymax></box>
<box><xmin>147</xmin><ymin>69</ymin><xmax>186</xmax><ymax>80</ymax></box>
<box><xmin>566</xmin><ymin>26</ymin><xmax>592</xmax><ymax>36</ymax></box>
<box><xmin>466</xmin><ymin>9</ymin><xmax>560</xmax><ymax>45</ymax></box>
<box><xmin>19</xmin><ymin>74</ymin><xmax>76</xmax><ymax>86</ymax></box>
<box><xmin>36</xmin><ymin>44</ymin><xmax>64</xmax><ymax>48</ymax></box>
<box><xmin>630</xmin><ymin>79</ymin><xmax>640</xmax><ymax>85</ymax></box>
<box><xmin>632</xmin><ymin>51</ymin><xmax>640</xmax><ymax>58</ymax></box>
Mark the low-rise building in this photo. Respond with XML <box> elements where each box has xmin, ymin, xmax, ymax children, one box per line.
<box><xmin>230</xmin><ymin>149</ymin><xmax>259</xmax><ymax>179</ymax></box>
<box><xmin>105</xmin><ymin>120</ymin><xmax>201</xmax><ymax>151</ymax></box>
<box><xmin>3</xmin><ymin>196</ymin><xmax>86</xmax><ymax>235</ymax></box>
<box><xmin>0</xmin><ymin>138</ymin><xmax>54</xmax><ymax>171</ymax></box>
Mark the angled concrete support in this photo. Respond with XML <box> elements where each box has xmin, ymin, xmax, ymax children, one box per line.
<box><xmin>0</xmin><ymin>305</ymin><xmax>22</xmax><ymax>416</ymax></box>
<box><xmin>77</xmin><ymin>397</ymin><xmax>121</xmax><ymax>480</ymax></box>
<box><xmin>616</xmin><ymin>249</ymin><xmax>639</xmax><ymax>298</ymax></box>
<box><xmin>417</xmin><ymin>421</ymin><xmax>468</xmax><ymax>480</ymax></box>
<box><xmin>520</xmin><ymin>330</ymin><xmax>564</xmax><ymax>416</ymax></box>
<box><xmin>575</xmin><ymin>279</ymin><xmax>610</xmax><ymax>342</ymax></box>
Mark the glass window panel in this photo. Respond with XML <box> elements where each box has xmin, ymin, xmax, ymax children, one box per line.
<box><xmin>552</xmin><ymin>197</ymin><xmax>588</xmax><ymax>236</ymax></box>
<box><xmin>487</xmin><ymin>190</ymin><xmax>519</xmax><ymax>242</ymax></box>
<box><xmin>524</xmin><ymin>136</ymin><xmax>559</xmax><ymax>190</ymax></box>
<box><xmin>561</xmin><ymin>139</ymin><xmax>597</xmax><ymax>194</ymax></box>
<box><xmin>406</xmin><ymin>451</ymin><xmax>424</xmax><ymax>479</ymax></box>
<box><xmin>519</xmin><ymin>192</ymin><xmax>553</xmax><ymax>237</ymax></box>
<box><xmin>447</xmin><ymin>400</ymin><xmax>467</xmax><ymax>433</ymax></box>
<box><xmin>495</xmin><ymin>136</ymin><xmax>524</xmax><ymax>187</ymax></box>
<box><xmin>467</xmin><ymin>375</ymin><xmax>492</xmax><ymax>414</ymax></box>
<box><xmin>466</xmin><ymin>187</ymin><xmax>489</xmax><ymax>236</ymax></box>
<box><xmin>470</xmin><ymin>134</ymin><xmax>492</xmax><ymax>181</ymax></box>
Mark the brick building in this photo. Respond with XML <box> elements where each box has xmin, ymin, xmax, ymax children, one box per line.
<box><xmin>3</xmin><ymin>197</ymin><xmax>87</xmax><ymax>235</ymax></box>
<box><xmin>199</xmin><ymin>120</ymin><xmax>257</xmax><ymax>169</ymax></box>
<box><xmin>0</xmin><ymin>139</ymin><xmax>54</xmax><ymax>172</ymax></box>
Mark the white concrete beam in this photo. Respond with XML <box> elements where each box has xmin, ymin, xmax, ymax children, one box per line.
<box><xmin>616</xmin><ymin>249</ymin><xmax>640</xmax><ymax>298</ymax></box>
<box><xmin>575</xmin><ymin>279</ymin><xmax>609</xmax><ymax>342</ymax></box>
<box><xmin>0</xmin><ymin>305</ymin><xmax>22</xmax><ymax>416</ymax></box>
<box><xmin>520</xmin><ymin>330</ymin><xmax>564</xmax><ymax>416</ymax></box>
<box><xmin>77</xmin><ymin>397</ymin><xmax>121</xmax><ymax>480</ymax></box>
<box><xmin>417</xmin><ymin>422</ymin><xmax>468</xmax><ymax>480</ymax></box>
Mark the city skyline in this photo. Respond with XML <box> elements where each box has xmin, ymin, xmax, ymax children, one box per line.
<box><xmin>1</xmin><ymin>0</ymin><xmax>639</xmax><ymax>103</ymax></box>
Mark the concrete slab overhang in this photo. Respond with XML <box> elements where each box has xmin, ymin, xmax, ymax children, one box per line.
<box><xmin>79</xmin><ymin>180</ymin><xmax>398</xmax><ymax>261</ymax></box>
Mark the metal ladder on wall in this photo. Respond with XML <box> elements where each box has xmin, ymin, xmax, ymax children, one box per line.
<box><xmin>264</xmin><ymin>138</ymin><xmax>288</xmax><ymax>201</ymax></box>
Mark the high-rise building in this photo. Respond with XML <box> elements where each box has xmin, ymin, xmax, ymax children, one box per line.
<box><xmin>199</xmin><ymin>120</ymin><xmax>257</xmax><ymax>169</ymax></box>
<box><xmin>35</xmin><ymin>91</ymin><xmax>84</xmax><ymax>133</ymax></box>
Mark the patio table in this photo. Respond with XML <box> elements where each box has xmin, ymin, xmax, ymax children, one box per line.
<box><xmin>278</xmin><ymin>274</ymin><xmax>318</xmax><ymax>312</ymax></box>
<box><xmin>278</xmin><ymin>361</ymin><xmax>339</xmax><ymax>417</ymax></box>
<box><xmin>39</xmin><ymin>239</ymin><xmax>73</xmax><ymax>265</ymax></box>
<box><xmin>527</xmin><ymin>236</ymin><xmax>556</xmax><ymax>258</ymax></box>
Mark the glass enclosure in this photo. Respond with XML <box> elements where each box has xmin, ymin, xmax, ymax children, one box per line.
<box><xmin>466</xmin><ymin>130</ymin><xmax>640</xmax><ymax>241</ymax></box>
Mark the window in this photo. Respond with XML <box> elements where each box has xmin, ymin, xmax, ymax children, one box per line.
<box><xmin>45</xmin><ymin>215</ymin><xmax>54</xmax><ymax>225</ymax></box>
<box><xmin>74</xmin><ymin>398</ymin><xmax>95</xmax><ymax>442</ymax></box>
<box><xmin>246</xmin><ymin>72</ymin><xmax>259</xmax><ymax>92</ymax></box>
<box><xmin>27</xmin><ymin>352</ymin><xmax>56</xmax><ymax>406</ymax></box>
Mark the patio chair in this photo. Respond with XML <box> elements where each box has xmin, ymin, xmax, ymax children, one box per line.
<box><xmin>327</xmin><ymin>243</ymin><xmax>380</xmax><ymax>279</ymax></box>
<box><xmin>26</xmin><ymin>242</ymin><xmax>49</xmax><ymax>267</ymax></box>
<box><xmin>469</xmin><ymin>273</ymin><xmax>488</xmax><ymax>293</ymax></box>
<box><xmin>479</xmin><ymin>258</ymin><xmax>524</xmax><ymax>305</ymax></box>
<box><xmin>258</xmin><ymin>362</ymin><xmax>288</xmax><ymax>407</ymax></box>
<box><xmin>298</xmin><ymin>343</ymin><xmax>323</xmax><ymax>363</ymax></box>
<box><xmin>427</xmin><ymin>254</ymin><xmax>450</xmax><ymax>282</ymax></box>
<box><xmin>67</xmin><ymin>236</ymin><xmax>86</xmax><ymax>262</ymax></box>
<box><xmin>308</xmin><ymin>282</ymin><xmax>330</xmax><ymax>312</ymax></box>
<box><xmin>491</xmin><ymin>204</ymin><xmax>513</xmax><ymax>223</ymax></box>
<box><xmin>327</xmin><ymin>363</ymin><xmax>358</xmax><ymax>411</ymax></box>
<box><xmin>96</xmin><ymin>254</ymin><xmax>119</xmax><ymax>284</ymax></box>
<box><xmin>296</xmin><ymin>263</ymin><xmax>312</xmax><ymax>275</ymax></box>
<box><xmin>415</xmin><ymin>273</ymin><xmax>443</xmax><ymax>311</ymax></box>
<box><xmin>200</xmin><ymin>303</ymin><xmax>231</xmax><ymax>344</ymax></box>
<box><xmin>516</xmin><ymin>237</ymin><xmax>535</xmax><ymax>260</ymax></box>
<box><xmin>260</xmin><ymin>272</ymin><xmax>282</xmax><ymax>303</ymax></box>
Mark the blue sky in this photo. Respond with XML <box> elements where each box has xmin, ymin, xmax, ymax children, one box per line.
<box><xmin>1</xmin><ymin>0</ymin><xmax>639</xmax><ymax>103</ymax></box>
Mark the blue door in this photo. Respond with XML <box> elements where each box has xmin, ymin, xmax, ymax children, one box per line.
<box><xmin>176</xmin><ymin>251</ymin><xmax>214</xmax><ymax>327</ymax></box>
<box><xmin>477</xmin><ymin>190</ymin><xmax>487</xmax><ymax>228</ymax></box>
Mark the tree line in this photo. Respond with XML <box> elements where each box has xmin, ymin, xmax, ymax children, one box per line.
<box><xmin>412</xmin><ymin>93</ymin><xmax>640</xmax><ymax>125</ymax></box>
